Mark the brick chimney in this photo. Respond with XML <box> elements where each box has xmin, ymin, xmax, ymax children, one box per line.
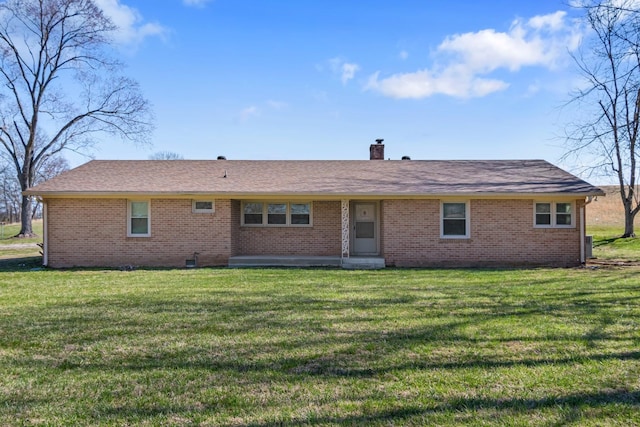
<box><xmin>370</xmin><ymin>139</ymin><xmax>385</xmax><ymax>160</ymax></box>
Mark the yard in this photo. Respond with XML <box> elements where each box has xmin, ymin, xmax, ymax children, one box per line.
<box><xmin>0</xmin><ymin>200</ymin><xmax>639</xmax><ymax>425</ymax></box>
<box><xmin>0</xmin><ymin>267</ymin><xmax>639</xmax><ymax>426</ymax></box>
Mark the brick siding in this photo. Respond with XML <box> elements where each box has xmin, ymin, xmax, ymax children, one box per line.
<box><xmin>382</xmin><ymin>199</ymin><xmax>584</xmax><ymax>267</ymax></box>
<box><xmin>45</xmin><ymin>198</ymin><xmax>232</xmax><ymax>268</ymax></box>
<box><xmin>233</xmin><ymin>201</ymin><xmax>341</xmax><ymax>256</ymax></box>
<box><xmin>44</xmin><ymin>197</ymin><xmax>585</xmax><ymax>268</ymax></box>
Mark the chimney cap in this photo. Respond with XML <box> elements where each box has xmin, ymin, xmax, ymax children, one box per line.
<box><xmin>375</xmin><ymin>138</ymin><xmax>384</xmax><ymax>144</ymax></box>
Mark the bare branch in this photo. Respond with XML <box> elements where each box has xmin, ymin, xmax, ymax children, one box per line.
<box><xmin>567</xmin><ymin>0</ymin><xmax>640</xmax><ymax>236</ymax></box>
<box><xmin>0</xmin><ymin>0</ymin><xmax>154</xmax><ymax>235</ymax></box>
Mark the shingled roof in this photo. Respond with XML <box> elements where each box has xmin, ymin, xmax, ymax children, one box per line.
<box><xmin>24</xmin><ymin>159</ymin><xmax>604</xmax><ymax>198</ymax></box>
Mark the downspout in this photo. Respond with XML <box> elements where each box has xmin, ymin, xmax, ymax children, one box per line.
<box><xmin>580</xmin><ymin>196</ymin><xmax>595</xmax><ymax>264</ymax></box>
<box><xmin>42</xmin><ymin>199</ymin><xmax>48</xmax><ymax>267</ymax></box>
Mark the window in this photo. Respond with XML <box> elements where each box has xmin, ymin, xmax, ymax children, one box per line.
<box><xmin>535</xmin><ymin>203</ymin><xmax>552</xmax><ymax>225</ymax></box>
<box><xmin>242</xmin><ymin>202</ymin><xmax>312</xmax><ymax>226</ymax></box>
<box><xmin>243</xmin><ymin>202</ymin><xmax>263</xmax><ymax>224</ymax></box>
<box><xmin>290</xmin><ymin>203</ymin><xmax>310</xmax><ymax>225</ymax></box>
<box><xmin>556</xmin><ymin>203</ymin><xmax>572</xmax><ymax>225</ymax></box>
<box><xmin>128</xmin><ymin>200</ymin><xmax>150</xmax><ymax>237</ymax></box>
<box><xmin>267</xmin><ymin>203</ymin><xmax>287</xmax><ymax>224</ymax></box>
<box><xmin>534</xmin><ymin>202</ymin><xmax>574</xmax><ymax>228</ymax></box>
<box><xmin>192</xmin><ymin>200</ymin><xmax>214</xmax><ymax>213</ymax></box>
<box><xmin>441</xmin><ymin>201</ymin><xmax>469</xmax><ymax>238</ymax></box>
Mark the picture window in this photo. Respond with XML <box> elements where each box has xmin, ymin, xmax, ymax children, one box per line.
<box><xmin>242</xmin><ymin>202</ymin><xmax>312</xmax><ymax>226</ymax></box>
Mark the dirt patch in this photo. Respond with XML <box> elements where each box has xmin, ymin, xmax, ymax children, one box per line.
<box><xmin>587</xmin><ymin>259</ymin><xmax>640</xmax><ymax>267</ymax></box>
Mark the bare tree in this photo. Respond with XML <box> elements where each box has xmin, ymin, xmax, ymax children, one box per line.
<box><xmin>567</xmin><ymin>0</ymin><xmax>640</xmax><ymax>237</ymax></box>
<box><xmin>31</xmin><ymin>154</ymin><xmax>69</xmax><ymax>219</ymax></box>
<box><xmin>149</xmin><ymin>151</ymin><xmax>184</xmax><ymax>160</ymax></box>
<box><xmin>0</xmin><ymin>163</ymin><xmax>21</xmax><ymax>223</ymax></box>
<box><xmin>0</xmin><ymin>0</ymin><xmax>153</xmax><ymax>237</ymax></box>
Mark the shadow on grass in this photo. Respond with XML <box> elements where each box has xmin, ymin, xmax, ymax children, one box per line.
<box><xmin>3</xmin><ymin>268</ymin><xmax>639</xmax><ymax>425</ymax></box>
<box><xmin>93</xmin><ymin>388</ymin><xmax>640</xmax><ymax>426</ymax></box>
<box><xmin>0</xmin><ymin>256</ymin><xmax>43</xmax><ymax>271</ymax></box>
<box><xmin>594</xmin><ymin>236</ymin><xmax>625</xmax><ymax>247</ymax></box>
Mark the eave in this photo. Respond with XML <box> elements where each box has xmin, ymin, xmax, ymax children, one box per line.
<box><xmin>25</xmin><ymin>189</ymin><xmax>607</xmax><ymax>200</ymax></box>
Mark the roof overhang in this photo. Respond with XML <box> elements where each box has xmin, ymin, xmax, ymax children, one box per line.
<box><xmin>25</xmin><ymin>190</ymin><xmax>607</xmax><ymax>199</ymax></box>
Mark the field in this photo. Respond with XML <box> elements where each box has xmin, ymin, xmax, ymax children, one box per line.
<box><xmin>586</xmin><ymin>186</ymin><xmax>640</xmax><ymax>262</ymax></box>
<box><xmin>1</xmin><ymin>267</ymin><xmax>639</xmax><ymax>426</ymax></box>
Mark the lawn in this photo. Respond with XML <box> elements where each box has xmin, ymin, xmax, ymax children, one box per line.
<box><xmin>588</xmin><ymin>225</ymin><xmax>640</xmax><ymax>262</ymax></box>
<box><xmin>1</xmin><ymin>267</ymin><xmax>639</xmax><ymax>426</ymax></box>
<box><xmin>0</xmin><ymin>220</ymin><xmax>43</xmax><ymax>244</ymax></box>
<box><xmin>0</xmin><ymin>220</ymin><xmax>43</xmax><ymax>261</ymax></box>
<box><xmin>587</xmin><ymin>186</ymin><xmax>640</xmax><ymax>262</ymax></box>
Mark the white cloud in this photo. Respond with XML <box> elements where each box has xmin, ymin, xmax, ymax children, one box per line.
<box><xmin>341</xmin><ymin>63</ymin><xmax>360</xmax><ymax>84</ymax></box>
<box><xmin>367</xmin><ymin>11</ymin><xmax>583</xmax><ymax>99</ymax></box>
<box><xmin>366</xmin><ymin>68</ymin><xmax>509</xmax><ymax>99</ymax></box>
<box><xmin>528</xmin><ymin>10</ymin><xmax>567</xmax><ymax>31</ymax></box>
<box><xmin>94</xmin><ymin>0</ymin><xmax>167</xmax><ymax>46</ymax></box>
<box><xmin>329</xmin><ymin>57</ymin><xmax>360</xmax><ymax>85</ymax></box>
<box><xmin>399</xmin><ymin>50</ymin><xmax>409</xmax><ymax>60</ymax></box>
<box><xmin>239</xmin><ymin>106</ymin><xmax>260</xmax><ymax>121</ymax></box>
<box><xmin>183</xmin><ymin>0</ymin><xmax>214</xmax><ymax>7</ymax></box>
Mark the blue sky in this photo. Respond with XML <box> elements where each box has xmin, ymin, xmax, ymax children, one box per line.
<box><xmin>84</xmin><ymin>0</ymin><xmax>590</xmax><ymax>175</ymax></box>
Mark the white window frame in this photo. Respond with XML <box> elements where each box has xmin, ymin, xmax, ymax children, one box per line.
<box><xmin>440</xmin><ymin>201</ymin><xmax>470</xmax><ymax>239</ymax></box>
<box><xmin>127</xmin><ymin>200</ymin><xmax>151</xmax><ymax>237</ymax></box>
<box><xmin>241</xmin><ymin>201</ymin><xmax>313</xmax><ymax>227</ymax></box>
<box><xmin>534</xmin><ymin>201</ymin><xmax>575</xmax><ymax>229</ymax></box>
<box><xmin>192</xmin><ymin>200</ymin><xmax>215</xmax><ymax>214</ymax></box>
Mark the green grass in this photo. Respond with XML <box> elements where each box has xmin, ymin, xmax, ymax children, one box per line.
<box><xmin>1</xmin><ymin>267</ymin><xmax>639</xmax><ymax>426</ymax></box>
<box><xmin>588</xmin><ymin>225</ymin><xmax>640</xmax><ymax>261</ymax></box>
<box><xmin>0</xmin><ymin>220</ymin><xmax>43</xmax><ymax>261</ymax></box>
<box><xmin>0</xmin><ymin>220</ymin><xmax>43</xmax><ymax>244</ymax></box>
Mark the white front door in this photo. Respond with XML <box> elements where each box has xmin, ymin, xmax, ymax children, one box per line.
<box><xmin>352</xmin><ymin>202</ymin><xmax>378</xmax><ymax>255</ymax></box>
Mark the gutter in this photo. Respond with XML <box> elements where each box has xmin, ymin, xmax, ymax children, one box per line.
<box><xmin>580</xmin><ymin>196</ymin><xmax>595</xmax><ymax>264</ymax></box>
<box><xmin>22</xmin><ymin>190</ymin><xmax>607</xmax><ymax>199</ymax></box>
<box><xmin>42</xmin><ymin>200</ymin><xmax>48</xmax><ymax>267</ymax></box>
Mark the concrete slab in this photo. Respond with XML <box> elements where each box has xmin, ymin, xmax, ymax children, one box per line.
<box><xmin>228</xmin><ymin>255</ymin><xmax>342</xmax><ymax>268</ymax></box>
<box><xmin>341</xmin><ymin>257</ymin><xmax>386</xmax><ymax>270</ymax></box>
<box><xmin>228</xmin><ymin>255</ymin><xmax>386</xmax><ymax>269</ymax></box>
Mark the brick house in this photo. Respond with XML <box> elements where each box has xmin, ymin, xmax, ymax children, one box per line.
<box><xmin>24</xmin><ymin>142</ymin><xmax>604</xmax><ymax>268</ymax></box>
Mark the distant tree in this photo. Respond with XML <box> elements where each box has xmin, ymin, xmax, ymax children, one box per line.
<box><xmin>0</xmin><ymin>155</ymin><xmax>69</xmax><ymax>224</ymax></box>
<box><xmin>0</xmin><ymin>0</ymin><xmax>153</xmax><ymax>237</ymax></box>
<box><xmin>566</xmin><ymin>0</ymin><xmax>640</xmax><ymax>237</ymax></box>
<box><xmin>0</xmin><ymin>163</ymin><xmax>21</xmax><ymax>223</ymax></box>
<box><xmin>149</xmin><ymin>151</ymin><xmax>184</xmax><ymax>160</ymax></box>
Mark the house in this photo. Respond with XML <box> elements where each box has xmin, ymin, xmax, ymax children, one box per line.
<box><xmin>24</xmin><ymin>142</ymin><xmax>604</xmax><ymax>269</ymax></box>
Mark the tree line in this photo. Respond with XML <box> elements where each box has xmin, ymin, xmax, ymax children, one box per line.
<box><xmin>0</xmin><ymin>155</ymin><xmax>68</xmax><ymax>225</ymax></box>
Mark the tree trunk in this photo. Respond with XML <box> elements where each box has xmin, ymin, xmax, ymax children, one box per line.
<box><xmin>622</xmin><ymin>199</ymin><xmax>636</xmax><ymax>238</ymax></box>
<box><xmin>19</xmin><ymin>195</ymin><xmax>34</xmax><ymax>236</ymax></box>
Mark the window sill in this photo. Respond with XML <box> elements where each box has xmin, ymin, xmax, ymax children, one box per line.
<box><xmin>439</xmin><ymin>237</ymin><xmax>471</xmax><ymax>242</ymax></box>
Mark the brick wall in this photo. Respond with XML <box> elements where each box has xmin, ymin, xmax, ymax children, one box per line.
<box><xmin>45</xmin><ymin>197</ymin><xmax>585</xmax><ymax>268</ymax></box>
<box><xmin>45</xmin><ymin>198</ymin><xmax>233</xmax><ymax>268</ymax></box>
<box><xmin>234</xmin><ymin>201</ymin><xmax>341</xmax><ymax>256</ymax></box>
<box><xmin>382</xmin><ymin>199</ymin><xmax>584</xmax><ymax>267</ymax></box>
